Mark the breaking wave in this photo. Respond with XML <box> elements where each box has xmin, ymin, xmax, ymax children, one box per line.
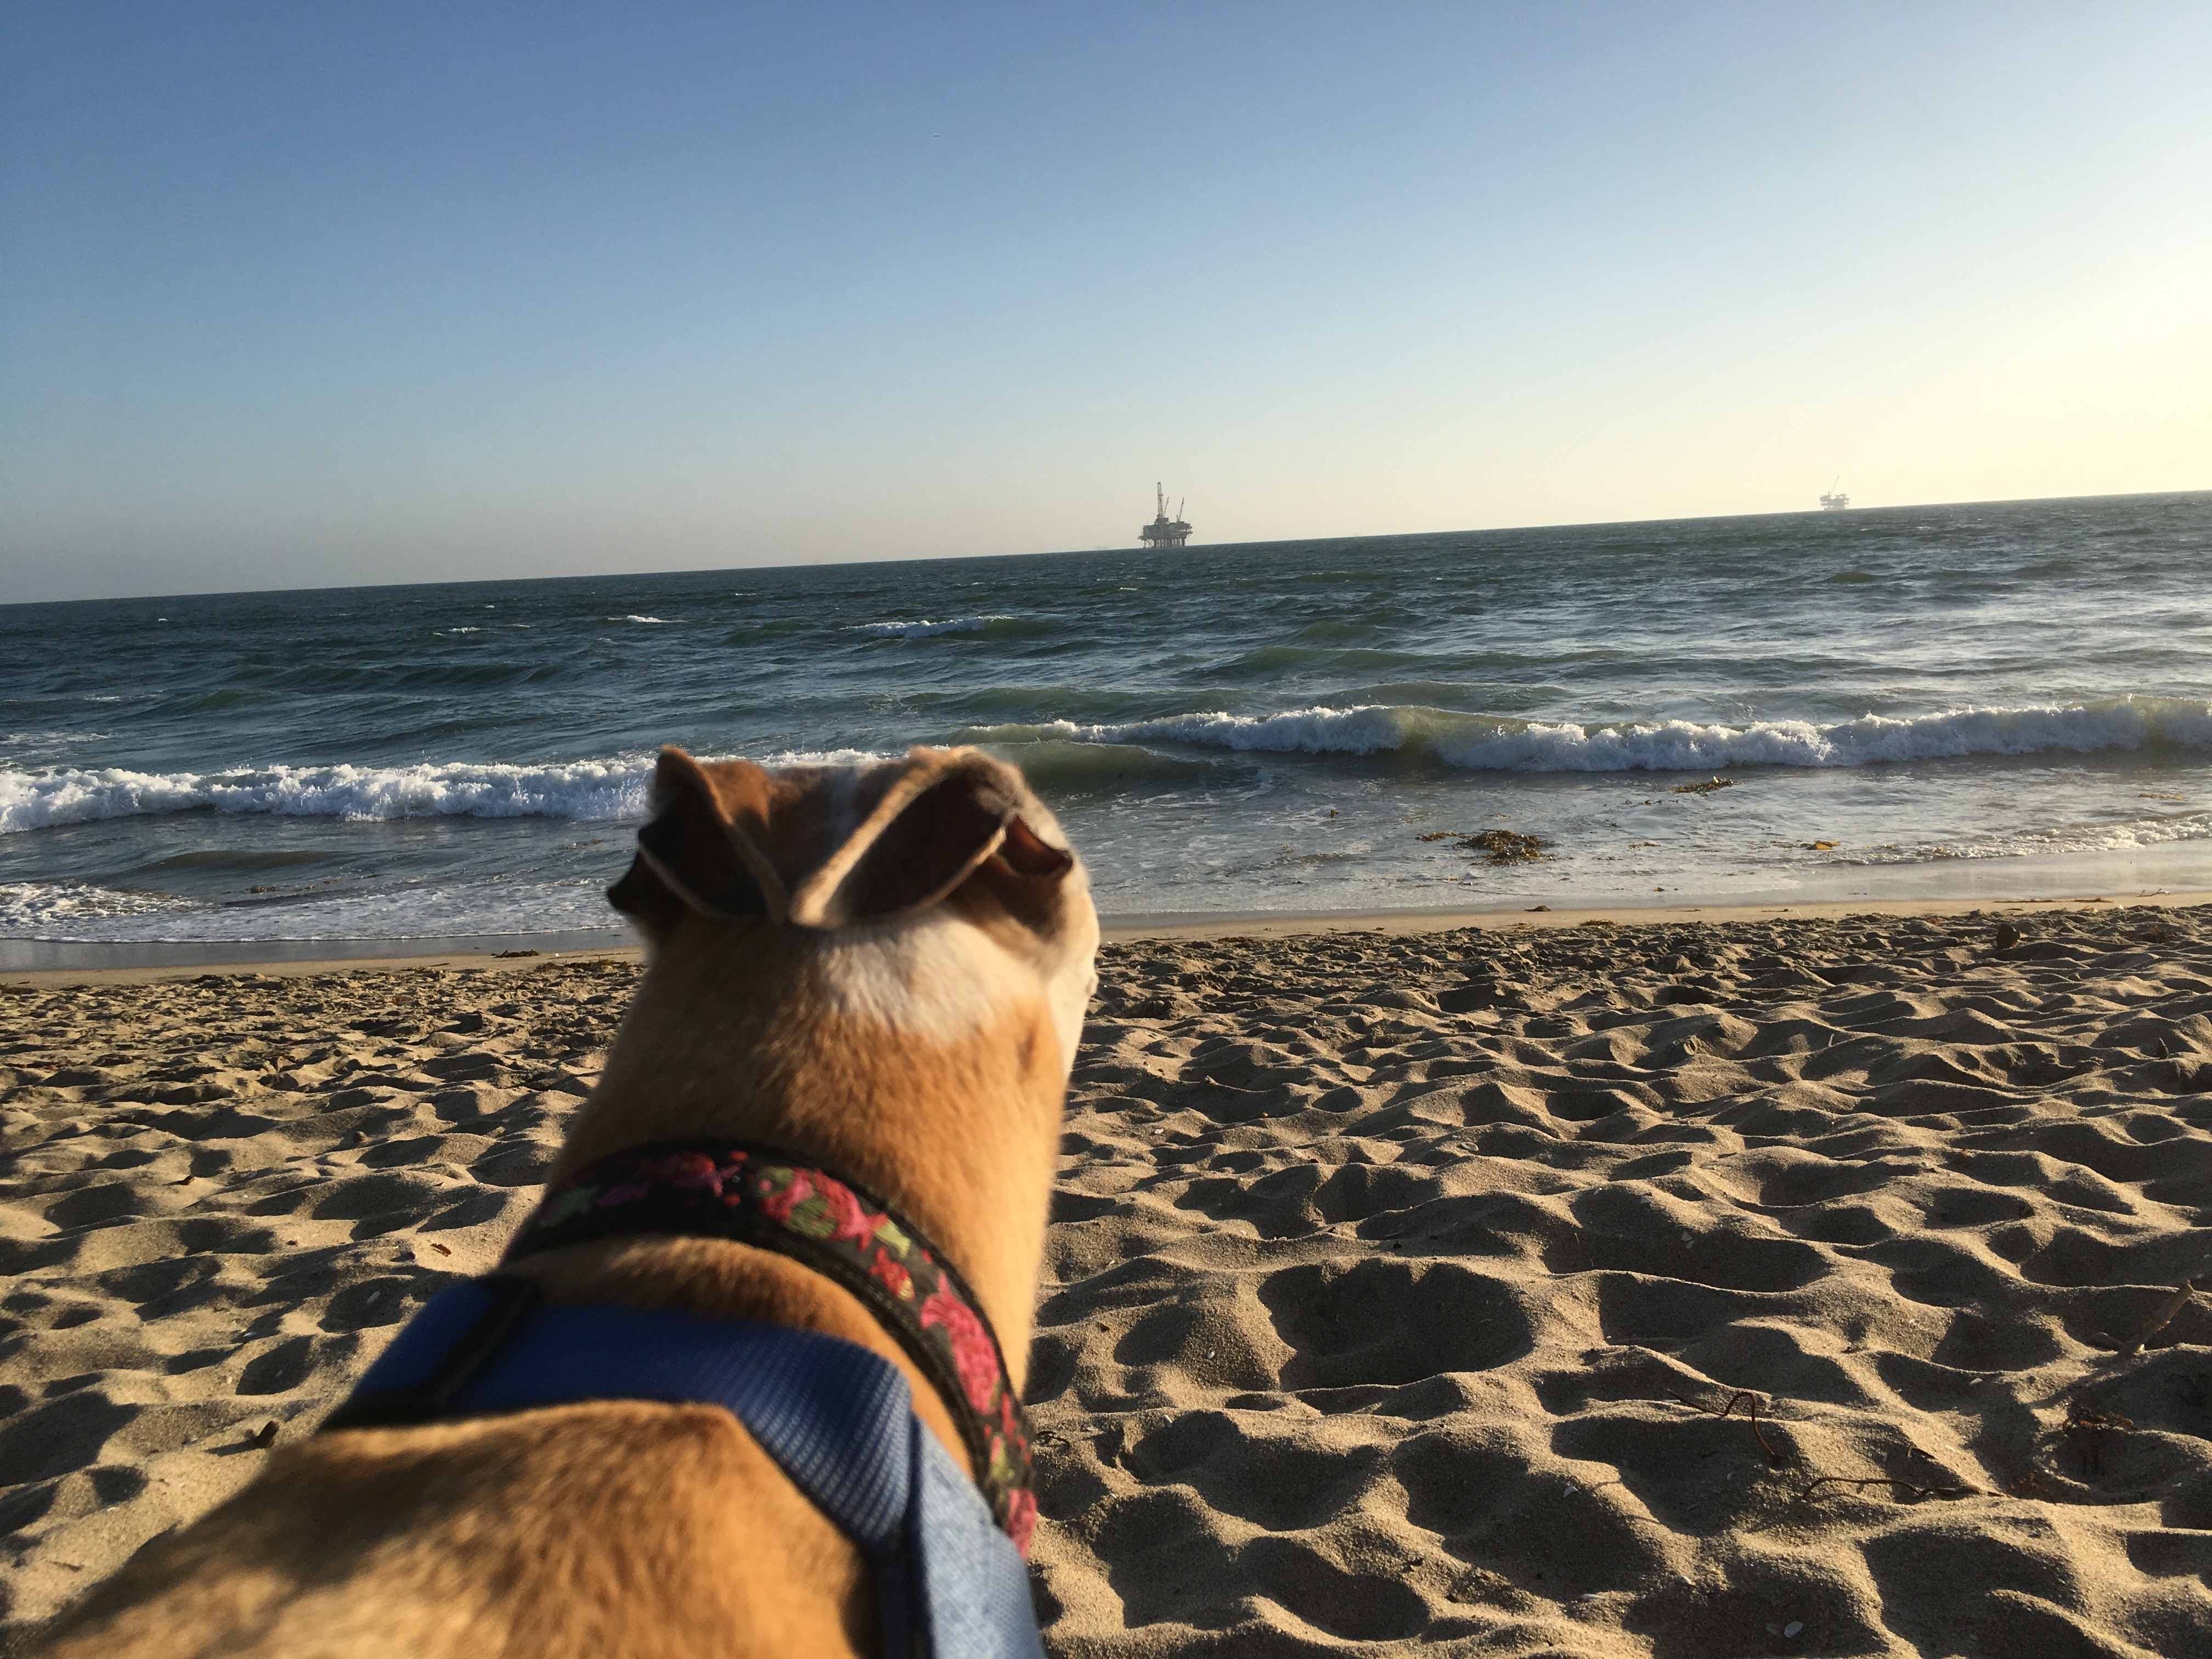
<box><xmin>6</xmin><ymin>698</ymin><xmax>2205</xmax><ymax>839</ymax></box>
<box><xmin>970</xmin><ymin>740</ymin><xmax>1223</xmax><ymax>794</ymax></box>
<box><xmin>0</xmin><ymin>748</ymin><xmax>909</xmax><ymax>834</ymax></box>
<box><xmin>0</xmin><ymin>758</ymin><xmax>659</xmax><ymax>834</ymax></box>
<box><xmin>1022</xmin><ymin>696</ymin><xmax>2212</xmax><ymax>772</ymax></box>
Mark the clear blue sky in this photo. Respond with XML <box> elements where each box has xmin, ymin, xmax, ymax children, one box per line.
<box><xmin>3</xmin><ymin>1</ymin><xmax>2207</xmax><ymax>602</ymax></box>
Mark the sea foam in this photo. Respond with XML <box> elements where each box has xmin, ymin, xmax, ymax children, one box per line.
<box><xmin>0</xmin><ymin>876</ymin><xmax>621</xmax><ymax>942</ymax></box>
<box><xmin>856</xmin><ymin>615</ymin><xmax>1015</xmax><ymax>639</ymax></box>
<box><xmin>0</xmin><ymin>880</ymin><xmax>200</xmax><ymax>924</ymax></box>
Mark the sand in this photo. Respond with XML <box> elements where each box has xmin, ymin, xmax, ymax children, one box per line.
<box><xmin>7</xmin><ymin>902</ymin><xmax>2212</xmax><ymax>1655</ymax></box>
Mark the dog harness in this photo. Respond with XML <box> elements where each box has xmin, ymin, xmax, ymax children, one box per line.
<box><xmin>322</xmin><ymin>1141</ymin><xmax>1043</xmax><ymax>1659</ymax></box>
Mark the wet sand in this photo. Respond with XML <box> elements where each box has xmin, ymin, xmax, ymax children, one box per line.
<box><xmin>7</xmin><ymin>899</ymin><xmax>2212</xmax><ymax>1655</ymax></box>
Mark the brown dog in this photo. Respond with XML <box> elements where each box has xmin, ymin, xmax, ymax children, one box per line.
<box><xmin>40</xmin><ymin>745</ymin><xmax>1097</xmax><ymax>1658</ymax></box>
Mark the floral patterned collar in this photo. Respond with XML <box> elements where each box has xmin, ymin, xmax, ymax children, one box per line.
<box><xmin>504</xmin><ymin>1139</ymin><xmax>1035</xmax><ymax>1554</ymax></box>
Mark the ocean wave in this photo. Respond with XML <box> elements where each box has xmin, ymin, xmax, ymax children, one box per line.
<box><xmin>1040</xmin><ymin>696</ymin><xmax>2212</xmax><ymax>772</ymax></box>
<box><xmin>614</xmin><ymin>614</ymin><xmax>675</xmax><ymax>624</ymax></box>
<box><xmin>8</xmin><ymin>695</ymin><xmax>2203</xmax><ymax>839</ymax></box>
<box><xmin>0</xmin><ymin>747</ymin><xmax>923</xmax><ymax>835</ymax></box>
<box><xmin>856</xmin><ymin>615</ymin><xmax>1017</xmax><ymax>640</ymax></box>
<box><xmin>0</xmin><ymin>758</ymin><xmax>658</xmax><ymax>834</ymax></box>
<box><xmin>753</xmin><ymin>747</ymin><xmax>898</xmax><ymax>771</ymax></box>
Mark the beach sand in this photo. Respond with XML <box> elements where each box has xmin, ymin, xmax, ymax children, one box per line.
<box><xmin>7</xmin><ymin>900</ymin><xmax>2212</xmax><ymax>1655</ymax></box>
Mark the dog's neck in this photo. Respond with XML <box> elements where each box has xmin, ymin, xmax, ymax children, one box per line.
<box><xmin>546</xmin><ymin>912</ymin><xmax>1079</xmax><ymax>1378</ymax></box>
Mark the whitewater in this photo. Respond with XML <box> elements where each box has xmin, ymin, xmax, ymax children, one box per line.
<box><xmin>3</xmin><ymin>489</ymin><xmax>2208</xmax><ymax>947</ymax></box>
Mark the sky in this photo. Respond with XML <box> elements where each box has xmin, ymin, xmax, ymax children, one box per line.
<box><xmin>2</xmin><ymin>1</ymin><xmax>2208</xmax><ymax>603</ymax></box>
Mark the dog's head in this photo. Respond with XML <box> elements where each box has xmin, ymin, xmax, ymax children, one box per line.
<box><xmin>607</xmin><ymin>745</ymin><xmax>1098</xmax><ymax>1069</ymax></box>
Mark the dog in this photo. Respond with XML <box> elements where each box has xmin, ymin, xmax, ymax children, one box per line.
<box><xmin>40</xmin><ymin>744</ymin><xmax>1098</xmax><ymax>1658</ymax></box>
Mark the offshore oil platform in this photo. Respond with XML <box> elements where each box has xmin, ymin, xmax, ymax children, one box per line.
<box><xmin>1820</xmin><ymin>476</ymin><xmax>1851</xmax><ymax>511</ymax></box>
<box><xmin>1139</xmin><ymin>484</ymin><xmax>1192</xmax><ymax>549</ymax></box>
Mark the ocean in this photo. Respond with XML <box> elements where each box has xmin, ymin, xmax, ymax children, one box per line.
<box><xmin>4</xmin><ymin>491</ymin><xmax>2209</xmax><ymax>960</ymax></box>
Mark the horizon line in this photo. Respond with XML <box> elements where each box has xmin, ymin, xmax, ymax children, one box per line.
<box><xmin>6</xmin><ymin>484</ymin><xmax>2206</xmax><ymax>611</ymax></box>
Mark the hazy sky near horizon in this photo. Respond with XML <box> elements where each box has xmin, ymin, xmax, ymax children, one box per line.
<box><xmin>3</xmin><ymin>2</ymin><xmax>2208</xmax><ymax>603</ymax></box>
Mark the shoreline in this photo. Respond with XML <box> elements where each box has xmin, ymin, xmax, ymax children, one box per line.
<box><xmin>3</xmin><ymin>890</ymin><xmax>2205</xmax><ymax>988</ymax></box>
<box><xmin>0</xmin><ymin>926</ymin><xmax>637</xmax><ymax>981</ymax></box>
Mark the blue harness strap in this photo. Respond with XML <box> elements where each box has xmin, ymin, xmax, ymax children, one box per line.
<box><xmin>334</xmin><ymin>1280</ymin><xmax>1042</xmax><ymax>1659</ymax></box>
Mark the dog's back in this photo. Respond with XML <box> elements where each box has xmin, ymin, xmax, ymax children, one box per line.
<box><xmin>41</xmin><ymin>746</ymin><xmax>1097</xmax><ymax>1659</ymax></box>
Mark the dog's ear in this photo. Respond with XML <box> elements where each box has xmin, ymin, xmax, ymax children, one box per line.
<box><xmin>787</xmin><ymin>749</ymin><xmax>1068</xmax><ymax>929</ymax></box>
<box><xmin>607</xmin><ymin>748</ymin><xmax>791</xmax><ymax>928</ymax></box>
<box><xmin>999</xmin><ymin>811</ymin><xmax>1075</xmax><ymax>881</ymax></box>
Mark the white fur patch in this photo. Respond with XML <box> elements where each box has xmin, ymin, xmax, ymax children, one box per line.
<box><xmin>811</xmin><ymin>898</ymin><xmax>1097</xmax><ymax>1076</ymax></box>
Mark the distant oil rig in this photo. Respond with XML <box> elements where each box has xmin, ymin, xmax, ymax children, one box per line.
<box><xmin>1138</xmin><ymin>484</ymin><xmax>1193</xmax><ymax>549</ymax></box>
<box><xmin>1820</xmin><ymin>477</ymin><xmax>1851</xmax><ymax>511</ymax></box>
